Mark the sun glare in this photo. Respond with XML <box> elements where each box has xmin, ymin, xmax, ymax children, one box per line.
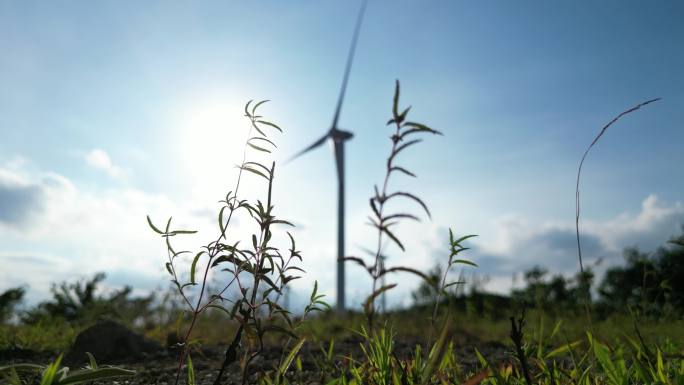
<box><xmin>176</xmin><ymin>99</ymin><xmax>249</xmax><ymax>200</ymax></box>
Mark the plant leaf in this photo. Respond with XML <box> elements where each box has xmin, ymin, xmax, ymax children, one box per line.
<box><xmin>383</xmin><ymin>213</ymin><xmax>420</xmax><ymax>222</ymax></box>
<box><xmin>546</xmin><ymin>341</ymin><xmax>582</xmax><ymax>359</ymax></box>
<box><xmin>244</xmin><ymin>100</ymin><xmax>253</xmax><ymax>116</ymax></box>
<box><xmin>58</xmin><ymin>367</ymin><xmax>136</xmax><ymax>384</ymax></box>
<box><xmin>342</xmin><ymin>256</ymin><xmax>368</xmax><ymax>270</ymax></box>
<box><xmin>247</xmin><ymin>142</ymin><xmax>272</xmax><ymax>153</ymax></box>
<box><xmin>190</xmin><ymin>252</ymin><xmax>204</xmax><ymax>285</ymax></box>
<box><xmin>252</xmin><ymin>99</ymin><xmax>269</xmax><ymax>115</ymax></box>
<box><xmin>385</xmin><ymin>191</ymin><xmax>431</xmax><ymax>218</ymax></box>
<box><xmin>187</xmin><ymin>354</ymin><xmax>195</xmax><ymax>385</ymax></box>
<box><xmin>39</xmin><ymin>354</ymin><xmax>62</xmax><ymax>385</ymax></box>
<box><xmin>85</xmin><ymin>352</ymin><xmax>97</xmax><ymax>370</ymax></box>
<box><xmin>452</xmin><ymin>234</ymin><xmax>478</xmax><ymax>245</ymax></box>
<box><xmin>389</xmin><ymin>166</ymin><xmax>416</xmax><ymax>178</ymax></box>
<box><xmin>451</xmin><ymin>259</ymin><xmax>478</xmax><ymax>267</ymax></box>
<box><xmin>249</xmin><ymin>136</ymin><xmax>277</xmax><ymax>148</ymax></box>
<box><xmin>146</xmin><ymin>216</ymin><xmax>164</xmax><ymax>234</ymax></box>
<box><xmin>239</xmin><ymin>165</ymin><xmax>269</xmax><ymax>180</ymax></box>
<box><xmin>421</xmin><ymin>317</ymin><xmax>450</xmax><ymax>384</ymax></box>
<box><xmin>278</xmin><ymin>338</ymin><xmax>306</xmax><ymax>380</ymax></box>
<box><xmin>393</xmin><ymin>139</ymin><xmax>422</xmax><ymax>158</ymax></box>
<box><xmin>363</xmin><ymin>283</ymin><xmax>397</xmax><ymax>314</ymax></box>
<box><xmin>378</xmin><ymin>266</ymin><xmax>432</xmax><ymax>285</ymax></box>
<box><xmin>381</xmin><ymin>226</ymin><xmax>405</xmax><ymax>251</ymax></box>
<box><xmin>256</xmin><ymin>120</ymin><xmax>283</xmax><ymax>133</ymax></box>
<box><xmin>392</xmin><ymin>80</ymin><xmax>400</xmax><ymax>124</ymax></box>
<box><xmin>400</xmin><ymin>122</ymin><xmax>443</xmax><ymax>138</ymax></box>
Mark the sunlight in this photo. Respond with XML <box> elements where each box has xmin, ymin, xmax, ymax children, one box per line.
<box><xmin>176</xmin><ymin>98</ymin><xmax>250</xmax><ymax>201</ymax></box>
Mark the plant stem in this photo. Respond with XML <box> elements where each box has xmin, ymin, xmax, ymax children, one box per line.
<box><xmin>510</xmin><ymin>314</ymin><xmax>533</xmax><ymax>385</ymax></box>
<box><xmin>213</xmin><ymin>324</ymin><xmax>244</xmax><ymax>385</ymax></box>
<box><xmin>368</xmin><ymin>121</ymin><xmax>403</xmax><ymax>331</ymax></box>
<box><xmin>174</xmin><ymin>112</ymin><xmax>257</xmax><ymax>385</ymax></box>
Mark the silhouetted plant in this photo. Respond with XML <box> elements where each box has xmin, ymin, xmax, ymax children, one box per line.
<box><xmin>510</xmin><ymin>266</ymin><xmax>594</xmax><ymax>314</ymax></box>
<box><xmin>21</xmin><ymin>273</ymin><xmax>152</xmax><ymax>325</ymax></box>
<box><xmin>574</xmin><ymin>97</ymin><xmax>660</xmax><ymax>325</ymax></box>
<box><xmin>344</xmin><ymin>80</ymin><xmax>444</xmax><ymax>330</ymax></box>
<box><xmin>509</xmin><ymin>311</ymin><xmax>533</xmax><ymax>385</ymax></box>
<box><xmin>598</xmin><ymin>228</ymin><xmax>684</xmax><ymax>318</ymax></box>
<box><xmin>575</xmin><ymin>97</ymin><xmax>661</xmax><ymax>272</ymax></box>
<box><xmin>343</xmin><ymin>81</ymin><xmax>477</xmax><ymax>338</ymax></box>
<box><xmin>0</xmin><ymin>287</ymin><xmax>25</xmax><ymax>324</ymax></box>
<box><xmin>431</xmin><ymin>229</ymin><xmax>477</xmax><ymax>324</ymax></box>
<box><xmin>148</xmin><ymin>100</ymin><xmax>326</xmax><ymax>385</ymax></box>
<box><xmin>24</xmin><ymin>273</ymin><xmax>106</xmax><ymax>323</ymax></box>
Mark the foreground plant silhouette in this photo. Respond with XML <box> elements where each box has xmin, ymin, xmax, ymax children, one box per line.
<box><xmin>575</xmin><ymin>97</ymin><xmax>661</xmax><ymax>273</ymax></box>
<box><xmin>148</xmin><ymin>101</ymin><xmax>326</xmax><ymax>385</ymax></box>
<box><xmin>330</xmin><ymin>80</ymin><xmax>479</xmax><ymax>385</ymax></box>
<box><xmin>345</xmin><ymin>80</ymin><xmax>475</xmax><ymax>332</ymax></box>
<box><xmin>574</xmin><ymin>97</ymin><xmax>661</xmax><ymax>326</ymax></box>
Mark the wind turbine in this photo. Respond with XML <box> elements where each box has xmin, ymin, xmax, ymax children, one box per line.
<box><xmin>288</xmin><ymin>0</ymin><xmax>368</xmax><ymax>311</ymax></box>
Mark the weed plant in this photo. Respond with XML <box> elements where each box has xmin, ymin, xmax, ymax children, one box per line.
<box><xmin>344</xmin><ymin>80</ymin><xmax>473</xmax><ymax>333</ymax></box>
<box><xmin>148</xmin><ymin>100</ymin><xmax>326</xmax><ymax>385</ymax></box>
<box><xmin>0</xmin><ymin>352</ymin><xmax>134</xmax><ymax>385</ymax></box>
<box><xmin>326</xmin><ymin>80</ymin><xmax>478</xmax><ymax>383</ymax></box>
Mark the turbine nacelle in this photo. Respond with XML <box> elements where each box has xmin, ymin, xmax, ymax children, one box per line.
<box><xmin>331</xmin><ymin>128</ymin><xmax>354</xmax><ymax>142</ymax></box>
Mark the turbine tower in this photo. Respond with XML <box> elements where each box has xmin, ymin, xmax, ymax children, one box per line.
<box><xmin>288</xmin><ymin>0</ymin><xmax>368</xmax><ymax>311</ymax></box>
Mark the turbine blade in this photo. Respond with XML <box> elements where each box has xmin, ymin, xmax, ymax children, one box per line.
<box><xmin>330</xmin><ymin>0</ymin><xmax>368</xmax><ymax>130</ymax></box>
<box><xmin>287</xmin><ymin>131</ymin><xmax>331</xmax><ymax>163</ymax></box>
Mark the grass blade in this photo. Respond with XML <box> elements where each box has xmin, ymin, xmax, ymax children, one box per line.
<box><xmin>575</xmin><ymin>97</ymin><xmax>660</xmax><ymax>272</ymax></box>
<box><xmin>278</xmin><ymin>338</ymin><xmax>306</xmax><ymax>382</ymax></box>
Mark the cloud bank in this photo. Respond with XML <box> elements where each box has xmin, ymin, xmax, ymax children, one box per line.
<box><xmin>84</xmin><ymin>149</ymin><xmax>125</xmax><ymax>179</ymax></box>
<box><xmin>1</xmin><ymin>156</ymin><xmax>682</xmax><ymax>310</ymax></box>
<box><xmin>464</xmin><ymin>195</ymin><xmax>684</xmax><ymax>293</ymax></box>
<box><xmin>0</xmin><ymin>159</ymin><xmax>216</xmax><ymax>304</ymax></box>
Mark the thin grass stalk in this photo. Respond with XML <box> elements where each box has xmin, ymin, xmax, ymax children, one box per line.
<box><xmin>575</xmin><ymin>97</ymin><xmax>661</xmax><ymax>273</ymax></box>
<box><xmin>574</xmin><ymin>97</ymin><xmax>660</xmax><ymax>329</ymax></box>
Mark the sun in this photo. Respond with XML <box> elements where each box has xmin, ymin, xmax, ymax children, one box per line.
<box><xmin>176</xmin><ymin>98</ymin><xmax>250</xmax><ymax>200</ymax></box>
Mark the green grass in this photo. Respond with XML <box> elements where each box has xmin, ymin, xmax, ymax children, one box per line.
<box><xmin>296</xmin><ymin>308</ymin><xmax>684</xmax><ymax>349</ymax></box>
<box><xmin>0</xmin><ymin>321</ymin><xmax>77</xmax><ymax>353</ymax></box>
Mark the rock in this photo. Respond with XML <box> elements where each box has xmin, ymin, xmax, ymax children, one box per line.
<box><xmin>65</xmin><ymin>319</ymin><xmax>162</xmax><ymax>366</ymax></box>
<box><xmin>0</xmin><ymin>346</ymin><xmax>38</xmax><ymax>362</ymax></box>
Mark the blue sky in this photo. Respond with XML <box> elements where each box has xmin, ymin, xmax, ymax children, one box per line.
<box><xmin>1</xmin><ymin>1</ymin><xmax>683</xmax><ymax>309</ymax></box>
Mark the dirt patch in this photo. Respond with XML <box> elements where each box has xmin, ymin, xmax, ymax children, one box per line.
<box><xmin>1</xmin><ymin>334</ymin><xmax>511</xmax><ymax>384</ymax></box>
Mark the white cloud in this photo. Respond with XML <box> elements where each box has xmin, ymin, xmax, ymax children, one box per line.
<box><xmin>583</xmin><ymin>195</ymin><xmax>684</xmax><ymax>253</ymax></box>
<box><xmin>1</xmin><ymin>155</ymin><xmax>334</xmax><ymax>310</ymax></box>
<box><xmin>3</xmin><ymin>152</ymin><xmax>683</xmax><ymax>312</ymax></box>
<box><xmin>84</xmin><ymin>149</ymin><xmax>125</xmax><ymax>179</ymax></box>
<box><xmin>0</xmin><ymin>161</ymin><xmax>223</xmax><ymax>304</ymax></box>
<box><xmin>465</xmin><ymin>195</ymin><xmax>684</xmax><ymax>293</ymax></box>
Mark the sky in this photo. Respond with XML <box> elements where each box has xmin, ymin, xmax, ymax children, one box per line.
<box><xmin>1</xmin><ymin>1</ymin><xmax>683</xmax><ymax>310</ymax></box>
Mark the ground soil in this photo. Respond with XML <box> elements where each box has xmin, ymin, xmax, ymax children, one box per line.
<box><xmin>0</xmin><ymin>335</ymin><xmax>510</xmax><ymax>385</ymax></box>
